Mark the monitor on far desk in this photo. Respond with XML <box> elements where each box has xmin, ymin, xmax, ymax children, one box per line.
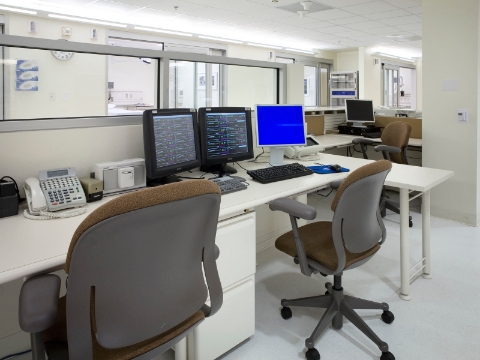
<box><xmin>345</xmin><ymin>99</ymin><xmax>375</xmax><ymax>127</ymax></box>
<box><xmin>255</xmin><ymin>104</ymin><xmax>307</xmax><ymax>166</ymax></box>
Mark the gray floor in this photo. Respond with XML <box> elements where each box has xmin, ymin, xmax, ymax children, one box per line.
<box><xmin>13</xmin><ymin>191</ymin><xmax>480</xmax><ymax>360</ymax></box>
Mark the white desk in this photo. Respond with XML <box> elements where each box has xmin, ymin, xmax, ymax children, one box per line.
<box><xmin>315</xmin><ymin>134</ymin><xmax>422</xmax><ymax>150</ymax></box>
<box><xmin>0</xmin><ymin>154</ymin><xmax>453</xmax><ymax>358</ymax></box>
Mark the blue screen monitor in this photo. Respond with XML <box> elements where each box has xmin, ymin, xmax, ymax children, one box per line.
<box><xmin>255</xmin><ymin>104</ymin><xmax>306</xmax><ymax>166</ymax></box>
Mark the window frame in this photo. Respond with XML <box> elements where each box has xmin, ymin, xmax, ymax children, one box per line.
<box><xmin>0</xmin><ymin>34</ymin><xmax>286</xmax><ymax>133</ymax></box>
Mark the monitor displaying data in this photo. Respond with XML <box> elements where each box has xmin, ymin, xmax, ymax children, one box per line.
<box><xmin>205</xmin><ymin>112</ymin><xmax>249</xmax><ymax>159</ymax></box>
<box><xmin>153</xmin><ymin>114</ymin><xmax>197</xmax><ymax>169</ymax></box>
<box><xmin>198</xmin><ymin>107</ymin><xmax>254</xmax><ymax>176</ymax></box>
<box><xmin>255</xmin><ymin>104</ymin><xmax>306</xmax><ymax>147</ymax></box>
<box><xmin>143</xmin><ymin>109</ymin><xmax>201</xmax><ymax>184</ymax></box>
<box><xmin>345</xmin><ymin>99</ymin><xmax>375</xmax><ymax>123</ymax></box>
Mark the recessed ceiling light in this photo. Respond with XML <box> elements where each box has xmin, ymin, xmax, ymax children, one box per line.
<box><xmin>0</xmin><ymin>5</ymin><xmax>37</xmax><ymax>15</ymax></box>
<box><xmin>247</xmin><ymin>43</ymin><xmax>282</xmax><ymax>49</ymax></box>
<box><xmin>48</xmin><ymin>14</ymin><xmax>127</xmax><ymax>28</ymax></box>
<box><xmin>199</xmin><ymin>36</ymin><xmax>243</xmax><ymax>44</ymax></box>
<box><xmin>135</xmin><ymin>26</ymin><xmax>193</xmax><ymax>36</ymax></box>
<box><xmin>386</xmin><ymin>34</ymin><xmax>404</xmax><ymax>38</ymax></box>
<box><xmin>285</xmin><ymin>48</ymin><xmax>314</xmax><ymax>54</ymax></box>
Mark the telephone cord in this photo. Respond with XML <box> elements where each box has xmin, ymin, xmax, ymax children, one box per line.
<box><xmin>23</xmin><ymin>207</ymin><xmax>87</xmax><ymax>220</ymax></box>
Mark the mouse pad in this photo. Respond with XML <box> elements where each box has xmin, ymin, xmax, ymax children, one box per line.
<box><xmin>306</xmin><ymin>165</ymin><xmax>350</xmax><ymax>174</ymax></box>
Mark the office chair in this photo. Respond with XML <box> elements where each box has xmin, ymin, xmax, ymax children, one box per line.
<box><xmin>353</xmin><ymin>121</ymin><xmax>413</xmax><ymax>227</ymax></box>
<box><xmin>269</xmin><ymin>160</ymin><xmax>395</xmax><ymax>360</ymax></box>
<box><xmin>19</xmin><ymin>180</ymin><xmax>223</xmax><ymax>360</ymax></box>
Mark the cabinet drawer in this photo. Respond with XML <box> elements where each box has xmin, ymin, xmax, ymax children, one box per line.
<box><xmin>190</xmin><ymin>276</ymin><xmax>255</xmax><ymax>360</ymax></box>
<box><xmin>215</xmin><ymin>213</ymin><xmax>256</xmax><ymax>289</ymax></box>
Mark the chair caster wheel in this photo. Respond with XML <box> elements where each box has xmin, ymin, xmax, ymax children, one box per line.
<box><xmin>381</xmin><ymin>310</ymin><xmax>395</xmax><ymax>324</ymax></box>
<box><xmin>281</xmin><ymin>307</ymin><xmax>292</xmax><ymax>320</ymax></box>
<box><xmin>409</xmin><ymin>216</ymin><xmax>413</xmax><ymax>228</ymax></box>
<box><xmin>325</xmin><ymin>291</ymin><xmax>329</xmax><ymax>295</ymax></box>
<box><xmin>305</xmin><ymin>348</ymin><xmax>320</xmax><ymax>360</ymax></box>
<box><xmin>381</xmin><ymin>351</ymin><xmax>395</xmax><ymax>360</ymax></box>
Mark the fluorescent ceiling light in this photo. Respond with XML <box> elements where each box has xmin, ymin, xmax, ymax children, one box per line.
<box><xmin>135</xmin><ymin>26</ymin><xmax>192</xmax><ymax>37</ymax></box>
<box><xmin>374</xmin><ymin>52</ymin><xmax>415</xmax><ymax>63</ymax></box>
<box><xmin>49</xmin><ymin>14</ymin><xmax>127</xmax><ymax>28</ymax></box>
<box><xmin>0</xmin><ymin>5</ymin><xmax>37</xmax><ymax>14</ymax></box>
<box><xmin>286</xmin><ymin>48</ymin><xmax>314</xmax><ymax>54</ymax></box>
<box><xmin>199</xmin><ymin>36</ymin><xmax>242</xmax><ymax>44</ymax></box>
<box><xmin>247</xmin><ymin>43</ymin><xmax>282</xmax><ymax>49</ymax></box>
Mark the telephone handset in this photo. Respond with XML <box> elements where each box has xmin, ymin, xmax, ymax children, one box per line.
<box><xmin>24</xmin><ymin>167</ymin><xmax>87</xmax><ymax>220</ymax></box>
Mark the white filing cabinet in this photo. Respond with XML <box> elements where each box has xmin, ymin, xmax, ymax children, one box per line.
<box><xmin>188</xmin><ymin>212</ymin><xmax>256</xmax><ymax>360</ymax></box>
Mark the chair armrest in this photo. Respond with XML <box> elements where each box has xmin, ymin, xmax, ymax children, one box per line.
<box><xmin>330</xmin><ymin>179</ymin><xmax>344</xmax><ymax>190</ymax></box>
<box><xmin>202</xmin><ymin>245</ymin><xmax>223</xmax><ymax>317</ymax></box>
<box><xmin>269</xmin><ymin>197</ymin><xmax>317</xmax><ymax>220</ymax></box>
<box><xmin>19</xmin><ymin>274</ymin><xmax>61</xmax><ymax>333</ymax></box>
<box><xmin>374</xmin><ymin>145</ymin><xmax>401</xmax><ymax>153</ymax></box>
<box><xmin>352</xmin><ymin>138</ymin><xmax>374</xmax><ymax>145</ymax></box>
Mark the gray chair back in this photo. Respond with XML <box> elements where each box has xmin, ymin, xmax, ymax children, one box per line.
<box><xmin>64</xmin><ymin>180</ymin><xmax>222</xmax><ymax>359</ymax></box>
<box><xmin>330</xmin><ymin>160</ymin><xmax>392</xmax><ymax>272</ymax></box>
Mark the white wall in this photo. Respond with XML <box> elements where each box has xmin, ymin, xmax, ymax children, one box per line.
<box><xmin>416</xmin><ymin>58</ymin><xmax>423</xmax><ymax>110</ymax></box>
<box><xmin>336</xmin><ymin>51</ymin><xmax>359</xmax><ymax>72</ymax></box>
<box><xmin>423</xmin><ymin>0</ymin><xmax>480</xmax><ymax>225</ymax></box>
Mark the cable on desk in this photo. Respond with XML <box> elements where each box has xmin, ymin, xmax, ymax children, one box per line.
<box><xmin>316</xmin><ymin>188</ymin><xmax>334</xmax><ymax>197</ymax></box>
<box><xmin>234</xmin><ymin>162</ymin><xmax>248</xmax><ymax>171</ymax></box>
<box><xmin>249</xmin><ymin>147</ymin><xmax>265</xmax><ymax>162</ymax></box>
<box><xmin>0</xmin><ymin>350</ymin><xmax>31</xmax><ymax>360</ymax></box>
<box><xmin>178</xmin><ymin>172</ymin><xmax>209</xmax><ymax>180</ymax></box>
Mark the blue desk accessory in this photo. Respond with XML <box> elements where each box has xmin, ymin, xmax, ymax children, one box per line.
<box><xmin>307</xmin><ymin>164</ymin><xmax>350</xmax><ymax>174</ymax></box>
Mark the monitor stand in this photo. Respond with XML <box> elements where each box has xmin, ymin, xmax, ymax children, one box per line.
<box><xmin>268</xmin><ymin>147</ymin><xmax>286</xmax><ymax>167</ymax></box>
<box><xmin>350</xmin><ymin>122</ymin><xmax>366</xmax><ymax>128</ymax></box>
<box><xmin>200</xmin><ymin>164</ymin><xmax>237</xmax><ymax>177</ymax></box>
<box><xmin>147</xmin><ymin>175</ymin><xmax>182</xmax><ymax>187</ymax></box>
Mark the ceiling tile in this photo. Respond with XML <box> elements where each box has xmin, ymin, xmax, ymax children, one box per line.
<box><xmin>341</xmin><ymin>1</ymin><xmax>398</xmax><ymax>15</ymax></box>
<box><xmin>210</xmin><ymin>0</ymin><xmax>270</xmax><ymax>14</ymax></box>
<box><xmin>336</xmin><ymin>30</ymin><xmax>369</xmax><ymax>38</ymax></box>
<box><xmin>405</xmin><ymin>6</ymin><xmax>422</xmax><ymax>15</ymax></box>
<box><xmin>113</xmin><ymin>0</ymin><xmax>159</xmax><ymax>6</ymax></box>
<box><xmin>215</xmin><ymin>13</ymin><xmax>259</xmax><ymax>25</ymax></box>
<box><xmin>382</xmin><ymin>0</ymin><xmax>421</xmax><ymax>8</ymax></box>
<box><xmin>329</xmin><ymin>16</ymin><xmax>370</xmax><ymax>25</ymax></box>
<box><xmin>246</xmin><ymin>0</ymin><xmax>300</xmax><ymax>6</ymax></box>
<box><xmin>319</xmin><ymin>25</ymin><xmax>353</xmax><ymax>34</ymax></box>
<box><xmin>246</xmin><ymin>19</ymin><xmax>288</xmax><ymax>31</ymax></box>
<box><xmin>39</xmin><ymin>0</ymin><xmax>97</xmax><ymax>6</ymax></box>
<box><xmin>148</xmin><ymin>0</ymin><xmax>205</xmax><ymax>14</ymax></box>
<box><xmin>181</xmin><ymin>0</ymin><xmax>230</xmax><ymax>5</ymax></box>
<box><xmin>349</xmin><ymin>34</ymin><xmax>386</xmax><ymax>42</ymax></box>
<box><xmin>346</xmin><ymin>20</ymin><xmax>386</xmax><ymax>30</ymax></box>
<box><xmin>395</xmin><ymin>22</ymin><xmax>422</xmax><ymax>31</ymax></box>
<box><xmin>276</xmin><ymin>15</ymin><xmax>319</xmax><ymax>26</ymax></box>
<box><xmin>295</xmin><ymin>21</ymin><xmax>336</xmax><ymax>29</ymax></box>
<box><xmin>190</xmin><ymin>7</ymin><xmax>237</xmax><ymax>19</ymax></box>
<box><xmin>317</xmin><ymin>0</ymin><xmax>376</xmax><ymax>7</ymax></box>
<box><xmin>379</xmin><ymin>15</ymin><xmax>421</xmax><ymax>26</ymax></box>
<box><xmin>362</xmin><ymin>26</ymin><xmax>401</xmax><ymax>35</ymax></box>
<box><xmin>84</xmin><ymin>0</ymin><xmax>142</xmax><ymax>13</ymax></box>
<box><xmin>364</xmin><ymin>9</ymin><xmax>411</xmax><ymax>20</ymax></box>
<box><xmin>307</xmin><ymin>9</ymin><xmax>356</xmax><ymax>21</ymax></box>
<box><xmin>409</xmin><ymin>29</ymin><xmax>422</xmax><ymax>36</ymax></box>
<box><xmin>245</xmin><ymin>8</ymin><xmax>293</xmax><ymax>20</ymax></box>
<box><xmin>336</xmin><ymin>40</ymin><xmax>368</xmax><ymax>47</ymax></box>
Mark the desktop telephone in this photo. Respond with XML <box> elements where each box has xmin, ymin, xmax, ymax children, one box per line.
<box><xmin>23</xmin><ymin>167</ymin><xmax>87</xmax><ymax>220</ymax></box>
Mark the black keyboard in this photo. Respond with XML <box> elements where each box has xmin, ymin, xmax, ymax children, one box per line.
<box><xmin>247</xmin><ymin>163</ymin><xmax>314</xmax><ymax>184</ymax></box>
<box><xmin>363</xmin><ymin>132</ymin><xmax>381</xmax><ymax>138</ymax></box>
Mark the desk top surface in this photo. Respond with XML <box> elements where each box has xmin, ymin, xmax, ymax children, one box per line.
<box><xmin>315</xmin><ymin>134</ymin><xmax>422</xmax><ymax>148</ymax></box>
<box><xmin>0</xmin><ymin>154</ymin><xmax>452</xmax><ymax>285</ymax></box>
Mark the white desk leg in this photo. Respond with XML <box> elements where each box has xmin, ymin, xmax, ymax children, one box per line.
<box><xmin>399</xmin><ymin>188</ymin><xmax>411</xmax><ymax>301</ymax></box>
<box><xmin>422</xmin><ymin>190</ymin><xmax>432</xmax><ymax>279</ymax></box>
<box><xmin>294</xmin><ymin>194</ymin><xmax>308</xmax><ymax>227</ymax></box>
<box><xmin>175</xmin><ymin>338</ymin><xmax>187</xmax><ymax>360</ymax></box>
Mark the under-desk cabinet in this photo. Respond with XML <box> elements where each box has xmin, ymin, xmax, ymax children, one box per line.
<box><xmin>188</xmin><ymin>212</ymin><xmax>256</xmax><ymax>360</ymax></box>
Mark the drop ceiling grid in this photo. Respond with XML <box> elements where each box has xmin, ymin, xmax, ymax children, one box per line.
<box><xmin>14</xmin><ymin>0</ymin><xmax>423</xmax><ymax>51</ymax></box>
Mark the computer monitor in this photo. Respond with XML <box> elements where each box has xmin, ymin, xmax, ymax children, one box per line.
<box><xmin>345</xmin><ymin>99</ymin><xmax>375</xmax><ymax>127</ymax></box>
<box><xmin>143</xmin><ymin>108</ymin><xmax>201</xmax><ymax>185</ymax></box>
<box><xmin>198</xmin><ymin>107</ymin><xmax>254</xmax><ymax>176</ymax></box>
<box><xmin>255</xmin><ymin>104</ymin><xmax>306</xmax><ymax>166</ymax></box>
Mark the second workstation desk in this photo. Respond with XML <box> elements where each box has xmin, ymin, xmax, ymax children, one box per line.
<box><xmin>0</xmin><ymin>154</ymin><xmax>452</xmax><ymax>360</ymax></box>
<box><xmin>314</xmin><ymin>134</ymin><xmax>422</xmax><ymax>151</ymax></box>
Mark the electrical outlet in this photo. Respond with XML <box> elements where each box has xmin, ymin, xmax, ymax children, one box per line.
<box><xmin>458</xmin><ymin>109</ymin><xmax>468</xmax><ymax>122</ymax></box>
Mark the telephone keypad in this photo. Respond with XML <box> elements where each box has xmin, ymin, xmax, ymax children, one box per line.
<box><xmin>40</xmin><ymin>176</ymin><xmax>86</xmax><ymax>211</ymax></box>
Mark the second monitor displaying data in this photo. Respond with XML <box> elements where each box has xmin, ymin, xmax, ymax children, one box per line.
<box><xmin>199</xmin><ymin>107</ymin><xmax>254</xmax><ymax>175</ymax></box>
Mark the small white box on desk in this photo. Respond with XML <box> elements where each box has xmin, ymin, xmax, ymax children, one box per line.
<box><xmin>93</xmin><ymin>158</ymin><xmax>146</xmax><ymax>194</ymax></box>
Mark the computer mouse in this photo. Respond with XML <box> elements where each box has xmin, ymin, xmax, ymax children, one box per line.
<box><xmin>329</xmin><ymin>164</ymin><xmax>342</xmax><ymax>173</ymax></box>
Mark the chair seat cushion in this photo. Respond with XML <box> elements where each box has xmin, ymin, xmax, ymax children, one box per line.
<box><xmin>44</xmin><ymin>296</ymin><xmax>205</xmax><ymax>360</ymax></box>
<box><xmin>275</xmin><ymin>221</ymin><xmax>380</xmax><ymax>271</ymax></box>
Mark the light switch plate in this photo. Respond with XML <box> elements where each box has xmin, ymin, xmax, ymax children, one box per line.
<box><xmin>458</xmin><ymin>109</ymin><xmax>468</xmax><ymax>122</ymax></box>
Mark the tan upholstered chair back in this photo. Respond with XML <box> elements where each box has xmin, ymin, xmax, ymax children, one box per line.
<box><xmin>64</xmin><ymin>180</ymin><xmax>222</xmax><ymax>359</ymax></box>
<box><xmin>380</xmin><ymin>121</ymin><xmax>412</xmax><ymax>164</ymax></box>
